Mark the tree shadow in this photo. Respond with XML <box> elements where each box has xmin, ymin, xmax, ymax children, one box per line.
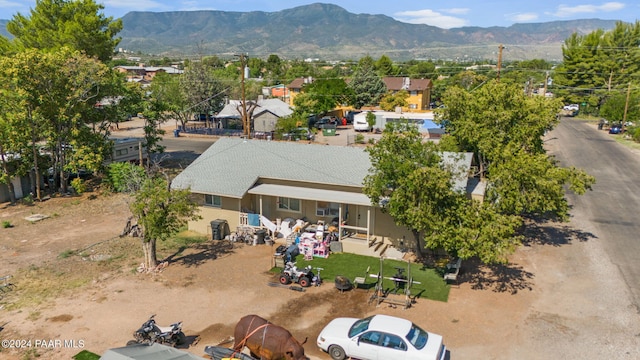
<box><xmin>460</xmin><ymin>218</ymin><xmax>596</xmax><ymax>293</ymax></box>
<box><xmin>521</xmin><ymin>217</ymin><xmax>596</xmax><ymax>247</ymax></box>
<box><xmin>463</xmin><ymin>258</ymin><xmax>535</xmax><ymax>294</ymax></box>
<box><xmin>162</xmin><ymin>240</ymin><xmax>236</xmax><ymax>268</ymax></box>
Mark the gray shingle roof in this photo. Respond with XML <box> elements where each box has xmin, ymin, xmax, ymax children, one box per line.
<box><xmin>171</xmin><ymin>137</ymin><xmax>473</xmax><ymax>199</ymax></box>
<box><xmin>171</xmin><ymin>138</ymin><xmax>371</xmax><ymax>198</ymax></box>
<box><xmin>216</xmin><ymin>98</ymin><xmax>292</xmax><ymax>119</ymax></box>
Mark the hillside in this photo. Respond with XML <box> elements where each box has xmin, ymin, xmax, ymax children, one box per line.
<box><xmin>2</xmin><ymin>3</ymin><xmax>620</xmax><ymax>61</ymax></box>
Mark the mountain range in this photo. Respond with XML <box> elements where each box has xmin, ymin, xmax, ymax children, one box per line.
<box><xmin>1</xmin><ymin>3</ymin><xmax>621</xmax><ymax>61</ymax></box>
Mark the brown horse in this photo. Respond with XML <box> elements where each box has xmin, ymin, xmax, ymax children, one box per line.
<box><xmin>233</xmin><ymin>314</ymin><xmax>309</xmax><ymax>360</ymax></box>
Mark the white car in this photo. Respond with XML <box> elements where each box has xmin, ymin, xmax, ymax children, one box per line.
<box><xmin>317</xmin><ymin>314</ymin><xmax>446</xmax><ymax>360</ymax></box>
<box><xmin>563</xmin><ymin>104</ymin><xmax>579</xmax><ymax>111</ymax></box>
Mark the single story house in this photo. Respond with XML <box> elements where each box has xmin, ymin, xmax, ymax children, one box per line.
<box><xmin>171</xmin><ymin>138</ymin><xmax>474</xmax><ymax>256</ymax></box>
<box><xmin>216</xmin><ymin>98</ymin><xmax>293</xmax><ymax>133</ymax></box>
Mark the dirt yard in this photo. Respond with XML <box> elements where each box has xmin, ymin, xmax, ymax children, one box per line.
<box><xmin>0</xmin><ymin>121</ymin><xmax>638</xmax><ymax>359</ymax></box>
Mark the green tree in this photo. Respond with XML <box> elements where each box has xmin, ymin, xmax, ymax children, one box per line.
<box><xmin>362</xmin><ymin>121</ymin><xmax>521</xmax><ymax>263</ymax></box>
<box><xmin>407</xmin><ymin>61</ymin><xmax>436</xmax><ymax>79</ymax></box>
<box><xmin>554</xmin><ymin>21</ymin><xmax>640</xmax><ymax>107</ymax></box>
<box><xmin>348</xmin><ymin>56</ymin><xmax>387</xmax><ymax>109</ymax></box>
<box><xmin>0</xmin><ymin>87</ymin><xmax>30</xmax><ymax>204</ymax></box>
<box><xmin>129</xmin><ymin>176</ymin><xmax>200</xmax><ymax>269</ymax></box>
<box><xmin>1</xmin><ymin>48</ymin><xmax>115</xmax><ymax>195</ymax></box>
<box><xmin>6</xmin><ymin>0</ymin><xmax>123</xmax><ymax>62</ymax></box>
<box><xmin>294</xmin><ymin>78</ymin><xmax>351</xmax><ymax>116</ymax></box>
<box><xmin>379</xmin><ymin>90</ymin><xmax>409</xmax><ymax>111</ymax></box>
<box><xmin>366</xmin><ymin>111</ymin><xmax>376</xmax><ymax>131</ymax></box>
<box><xmin>375</xmin><ymin>55</ymin><xmax>396</xmax><ymax>76</ymax></box>
<box><xmin>438</xmin><ymin>80</ymin><xmax>595</xmax><ymax>220</ymax></box>
<box><xmin>600</xmin><ymin>91</ymin><xmax>640</xmax><ymax>123</ymax></box>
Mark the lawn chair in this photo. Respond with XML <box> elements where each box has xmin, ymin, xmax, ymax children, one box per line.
<box><xmin>444</xmin><ymin>258</ymin><xmax>462</xmax><ymax>287</ymax></box>
<box><xmin>353</xmin><ymin>266</ymin><xmax>370</xmax><ymax>290</ymax></box>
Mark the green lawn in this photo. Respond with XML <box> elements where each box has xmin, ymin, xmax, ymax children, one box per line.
<box><xmin>274</xmin><ymin>253</ymin><xmax>450</xmax><ymax>302</ymax></box>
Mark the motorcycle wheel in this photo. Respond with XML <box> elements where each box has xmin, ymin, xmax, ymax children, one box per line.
<box><xmin>279</xmin><ymin>274</ymin><xmax>291</xmax><ymax>285</ymax></box>
<box><xmin>298</xmin><ymin>276</ymin><xmax>310</xmax><ymax>287</ymax></box>
<box><xmin>175</xmin><ymin>331</ymin><xmax>187</xmax><ymax>346</ymax></box>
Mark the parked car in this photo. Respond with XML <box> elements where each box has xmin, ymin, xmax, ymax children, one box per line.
<box><xmin>563</xmin><ymin>104</ymin><xmax>579</xmax><ymax>111</ymax></box>
<box><xmin>283</xmin><ymin>127</ymin><xmax>314</xmax><ymax>141</ymax></box>
<box><xmin>317</xmin><ymin>314</ymin><xmax>446</xmax><ymax>360</ymax></box>
<box><xmin>314</xmin><ymin>117</ymin><xmax>337</xmax><ymax>130</ymax></box>
<box><xmin>609</xmin><ymin>123</ymin><xmax>623</xmax><ymax>134</ymax></box>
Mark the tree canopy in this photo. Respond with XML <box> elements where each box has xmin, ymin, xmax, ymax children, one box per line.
<box><xmin>348</xmin><ymin>56</ymin><xmax>387</xmax><ymax>109</ymax></box>
<box><xmin>363</xmin><ymin>121</ymin><xmax>522</xmax><ymax>263</ymax></box>
<box><xmin>294</xmin><ymin>78</ymin><xmax>352</xmax><ymax>116</ymax></box>
<box><xmin>437</xmin><ymin>80</ymin><xmax>595</xmax><ymax>220</ymax></box>
<box><xmin>6</xmin><ymin>0</ymin><xmax>122</xmax><ymax>62</ymax></box>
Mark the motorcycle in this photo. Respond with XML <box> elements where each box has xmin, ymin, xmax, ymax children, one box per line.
<box><xmin>279</xmin><ymin>262</ymin><xmax>315</xmax><ymax>287</ymax></box>
<box><xmin>127</xmin><ymin>314</ymin><xmax>186</xmax><ymax>347</ymax></box>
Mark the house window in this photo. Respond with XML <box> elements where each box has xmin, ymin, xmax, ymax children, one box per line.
<box><xmin>409</xmin><ymin>104</ymin><xmax>417</xmax><ymax>109</ymax></box>
<box><xmin>205</xmin><ymin>194</ymin><xmax>221</xmax><ymax>207</ymax></box>
<box><xmin>115</xmin><ymin>148</ymin><xmax>128</xmax><ymax>156</ymax></box>
<box><xmin>278</xmin><ymin>197</ymin><xmax>300</xmax><ymax>212</ymax></box>
<box><xmin>410</xmin><ymin>90</ymin><xmax>418</xmax><ymax>96</ymax></box>
<box><xmin>316</xmin><ymin>201</ymin><xmax>340</xmax><ymax>217</ymax></box>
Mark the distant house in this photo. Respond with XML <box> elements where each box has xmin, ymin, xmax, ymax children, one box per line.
<box><xmin>171</xmin><ymin>138</ymin><xmax>474</xmax><ymax>255</ymax></box>
<box><xmin>113</xmin><ymin>65</ymin><xmax>184</xmax><ymax>83</ymax></box>
<box><xmin>286</xmin><ymin>77</ymin><xmax>314</xmax><ymax>107</ymax></box>
<box><xmin>216</xmin><ymin>98</ymin><xmax>293</xmax><ymax>133</ymax></box>
<box><xmin>287</xmin><ymin>75</ymin><xmax>432</xmax><ymax>113</ymax></box>
<box><xmin>382</xmin><ymin>77</ymin><xmax>433</xmax><ymax>112</ymax></box>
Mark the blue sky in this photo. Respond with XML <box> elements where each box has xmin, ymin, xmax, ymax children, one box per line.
<box><xmin>0</xmin><ymin>1</ymin><xmax>637</xmax><ymax>28</ymax></box>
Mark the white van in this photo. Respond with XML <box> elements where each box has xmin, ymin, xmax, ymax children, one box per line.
<box><xmin>353</xmin><ymin>111</ymin><xmax>376</xmax><ymax>132</ymax></box>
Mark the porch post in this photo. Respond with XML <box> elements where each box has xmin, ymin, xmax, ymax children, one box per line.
<box><xmin>259</xmin><ymin>195</ymin><xmax>263</xmax><ymax>217</ymax></box>
<box><xmin>338</xmin><ymin>205</ymin><xmax>342</xmax><ymax>241</ymax></box>
<box><xmin>366</xmin><ymin>209</ymin><xmax>370</xmax><ymax>242</ymax></box>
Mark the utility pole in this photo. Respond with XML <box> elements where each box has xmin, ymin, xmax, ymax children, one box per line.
<box><xmin>543</xmin><ymin>71</ymin><xmax>549</xmax><ymax>97</ymax></box>
<box><xmin>238</xmin><ymin>53</ymin><xmax>250</xmax><ymax>139</ymax></box>
<box><xmin>497</xmin><ymin>44</ymin><xmax>505</xmax><ymax>82</ymax></box>
<box><xmin>622</xmin><ymin>82</ymin><xmax>631</xmax><ymax>132</ymax></box>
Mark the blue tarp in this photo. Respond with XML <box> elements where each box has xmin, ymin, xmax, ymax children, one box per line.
<box><xmin>247</xmin><ymin>213</ymin><xmax>260</xmax><ymax>226</ymax></box>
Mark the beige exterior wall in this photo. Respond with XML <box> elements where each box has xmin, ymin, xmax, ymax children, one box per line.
<box><xmin>188</xmin><ymin>194</ymin><xmax>242</xmax><ymax>235</ymax></box>
<box><xmin>187</xmin><ymin>186</ymin><xmax>417</xmax><ymax>251</ymax></box>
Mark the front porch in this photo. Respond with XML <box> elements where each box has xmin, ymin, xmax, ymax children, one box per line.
<box><xmin>339</xmin><ymin>235</ymin><xmax>405</xmax><ymax>259</ymax></box>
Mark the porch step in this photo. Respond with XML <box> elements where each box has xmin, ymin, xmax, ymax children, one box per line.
<box><xmin>368</xmin><ymin>236</ymin><xmax>377</xmax><ymax>247</ymax></box>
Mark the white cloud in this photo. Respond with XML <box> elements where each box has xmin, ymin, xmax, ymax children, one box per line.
<box><xmin>394</xmin><ymin>9</ymin><xmax>468</xmax><ymax>29</ymax></box>
<box><xmin>508</xmin><ymin>12</ymin><xmax>539</xmax><ymax>22</ymax></box>
<box><xmin>551</xmin><ymin>2</ymin><xmax>625</xmax><ymax>18</ymax></box>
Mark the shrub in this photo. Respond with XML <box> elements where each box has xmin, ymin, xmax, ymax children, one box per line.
<box><xmin>104</xmin><ymin>162</ymin><xmax>146</xmax><ymax>193</ymax></box>
<box><xmin>2</xmin><ymin>220</ymin><xmax>12</xmax><ymax>228</ymax></box>
<box><xmin>70</xmin><ymin>178</ymin><xmax>87</xmax><ymax>194</ymax></box>
<box><xmin>355</xmin><ymin>134</ymin><xmax>365</xmax><ymax>144</ymax></box>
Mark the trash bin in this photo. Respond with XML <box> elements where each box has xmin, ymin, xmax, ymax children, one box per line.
<box><xmin>210</xmin><ymin>219</ymin><xmax>229</xmax><ymax>240</ymax></box>
<box><xmin>284</xmin><ymin>244</ymin><xmax>300</xmax><ymax>263</ymax></box>
<box><xmin>256</xmin><ymin>229</ymin><xmax>267</xmax><ymax>244</ymax></box>
<box><xmin>322</xmin><ymin>125</ymin><xmax>337</xmax><ymax>136</ymax></box>
<box><xmin>173</xmin><ymin>129</ymin><xmax>180</xmax><ymax>137</ymax></box>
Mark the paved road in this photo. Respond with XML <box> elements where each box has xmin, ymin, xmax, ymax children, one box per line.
<box><xmin>547</xmin><ymin>118</ymin><xmax>640</xmax><ymax>312</ymax></box>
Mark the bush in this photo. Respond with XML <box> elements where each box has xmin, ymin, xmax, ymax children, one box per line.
<box><xmin>70</xmin><ymin>178</ymin><xmax>87</xmax><ymax>194</ymax></box>
<box><xmin>355</xmin><ymin>134</ymin><xmax>365</xmax><ymax>144</ymax></box>
<box><xmin>104</xmin><ymin>162</ymin><xmax>146</xmax><ymax>193</ymax></box>
<box><xmin>2</xmin><ymin>220</ymin><xmax>12</xmax><ymax>228</ymax></box>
